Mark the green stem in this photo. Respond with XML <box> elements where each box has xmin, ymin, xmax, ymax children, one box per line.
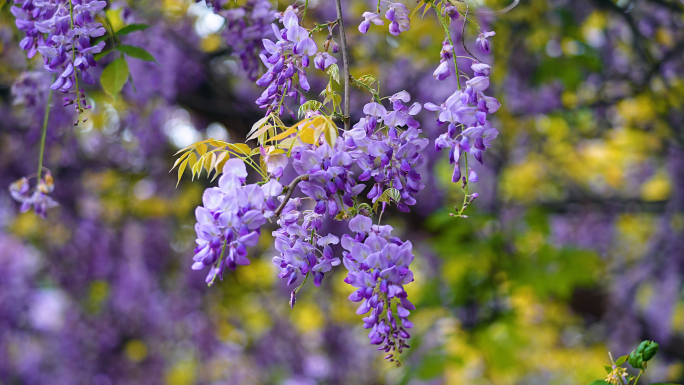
<box><xmin>433</xmin><ymin>3</ymin><xmax>461</xmax><ymax>90</ymax></box>
<box><xmin>633</xmin><ymin>370</ymin><xmax>643</xmax><ymax>385</ymax></box>
<box><xmin>37</xmin><ymin>84</ymin><xmax>54</xmax><ymax>181</ymax></box>
<box><xmin>208</xmin><ymin>239</ymin><xmax>229</xmax><ymax>287</ymax></box>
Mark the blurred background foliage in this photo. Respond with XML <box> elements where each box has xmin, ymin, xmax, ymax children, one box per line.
<box><xmin>0</xmin><ymin>0</ymin><xmax>683</xmax><ymax>384</ymax></box>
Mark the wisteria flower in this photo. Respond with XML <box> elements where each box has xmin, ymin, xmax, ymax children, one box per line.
<box><xmin>359</xmin><ymin>12</ymin><xmax>384</xmax><ymax>34</ymax></box>
<box><xmin>476</xmin><ymin>30</ymin><xmax>496</xmax><ymax>54</ymax></box>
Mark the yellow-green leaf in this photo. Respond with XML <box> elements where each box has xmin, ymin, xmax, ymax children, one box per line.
<box><xmin>100</xmin><ymin>57</ymin><xmax>130</xmax><ymax>97</ymax></box>
<box><xmin>228</xmin><ymin>143</ymin><xmax>252</xmax><ymax>155</ymax></box>
<box><xmin>176</xmin><ymin>158</ymin><xmax>189</xmax><ymax>187</ymax></box>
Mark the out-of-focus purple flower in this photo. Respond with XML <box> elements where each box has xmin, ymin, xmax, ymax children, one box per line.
<box><xmin>9</xmin><ymin>174</ymin><xmax>59</xmax><ymax>218</ymax></box>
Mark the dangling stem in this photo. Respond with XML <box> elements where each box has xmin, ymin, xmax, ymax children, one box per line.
<box><xmin>37</xmin><ymin>82</ymin><xmax>55</xmax><ymax>182</ymax></box>
<box><xmin>334</xmin><ymin>0</ymin><xmax>351</xmax><ymax>130</ymax></box>
<box><xmin>433</xmin><ymin>3</ymin><xmax>461</xmax><ymax>90</ymax></box>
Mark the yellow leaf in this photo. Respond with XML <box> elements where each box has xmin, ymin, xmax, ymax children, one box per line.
<box><xmin>247</xmin><ymin>123</ymin><xmax>272</xmax><ymax>141</ymax></box>
<box><xmin>324</xmin><ymin>121</ymin><xmax>339</xmax><ymax>147</ymax></box>
<box><xmin>170</xmin><ymin>151</ymin><xmax>191</xmax><ymax>171</ymax></box>
<box><xmin>196</xmin><ymin>143</ymin><xmax>208</xmax><ymax>156</ymax></box>
<box><xmin>266</xmin><ymin>126</ymin><xmax>298</xmax><ymax>143</ymax></box>
<box><xmin>203</xmin><ymin>152</ymin><xmax>215</xmax><ymax>176</ymax></box>
<box><xmin>250</xmin><ymin>147</ymin><xmax>262</xmax><ymax>156</ymax></box>
<box><xmin>188</xmin><ymin>152</ymin><xmax>197</xmax><ymax>180</ymax></box>
<box><xmin>192</xmin><ymin>155</ymin><xmax>204</xmax><ymax>178</ymax></box>
<box><xmin>299</xmin><ymin>127</ymin><xmax>316</xmax><ymax>144</ymax></box>
<box><xmin>214</xmin><ymin>151</ymin><xmax>230</xmax><ymax>174</ymax></box>
<box><xmin>277</xmin><ymin>137</ymin><xmax>297</xmax><ymax>149</ymax></box>
<box><xmin>228</xmin><ymin>143</ymin><xmax>252</xmax><ymax>155</ymax></box>
<box><xmin>208</xmin><ymin>139</ymin><xmax>229</xmax><ymax>148</ymax></box>
<box><xmin>176</xmin><ymin>158</ymin><xmax>189</xmax><ymax>187</ymax></box>
<box><xmin>246</xmin><ymin>115</ymin><xmax>271</xmax><ymax>139</ymax></box>
<box><xmin>173</xmin><ymin>142</ymin><xmax>197</xmax><ymax>156</ymax></box>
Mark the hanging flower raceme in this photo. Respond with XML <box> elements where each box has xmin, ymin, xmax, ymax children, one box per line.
<box><xmin>425</xmin><ymin>60</ymin><xmax>500</xmax><ymax>185</ymax></box>
<box><xmin>291</xmin><ymin>139</ymin><xmax>365</xmax><ymax>218</ymax></box>
<box><xmin>11</xmin><ymin>0</ymin><xmax>106</xmax><ymax>121</ymax></box>
<box><xmin>255</xmin><ymin>6</ymin><xmax>323</xmax><ymax>116</ymax></box>
<box><xmin>216</xmin><ymin>0</ymin><xmax>275</xmax><ymax>80</ymax></box>
<box><xmin>342</xmin><ymin>215</ymin><xmax>415</xmax><ymax>365</ymax></box>
<box><xmin>272</xmin><ymin>198</ymin><xmax>341</xmax><ymax>292</ymax></box>
<box><xmin>347</xmin><ymin>91</ymin><xmax>428</xmax><ymax>212</ymax></box>
<box><xmin>9</xmin><ymin>172</ymin><xmax>59</xmax><ymax>218</ymax></box>
<box><xmin>192</xmin><ymin>159</ymin><xmax>282</xmax><ymax>284</ymax></box>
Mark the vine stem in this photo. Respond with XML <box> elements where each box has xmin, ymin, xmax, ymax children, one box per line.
<box><xmin>37</xmin><ymin>81</ymin><xmax>55</xmax><ymax>181</ymax></box>
<box><xmin>334</xmin><ymin>0</ymin><xmax>351</xmax><ymax>130</ymax></box>
<box><xmin>433</xmin><ymin>3</ymin><xmax>461</xmax><ymax>90</ymax></box>
<box><xmin>274</xmin><ymin>174</ymin><xmax>310</xmax><ymax>217</ymax></box>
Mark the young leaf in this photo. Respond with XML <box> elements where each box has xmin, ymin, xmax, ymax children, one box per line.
<box><xmin>117</xmin><ymin>44</ymin><xmax>156</xmax><ymax>62</ymax></box>
<box><xmin>615</xmin><ymin>355</ymin><xmax>628</xmax><ymax>366</ymax></box>
<box><xmin>170</xmin><ymin>151</ymin><xmax>191</xmax><ymax>171</ymax></box>
<box><xmin>187</xmin><ymin>152</ymin><xmax>197</xmax><ymax>180</ymax></box>
<box><xmin>585</xmin><ymin>381</ymin><xmax>609</xmax><ymax>385</ymax></box>
<box><xmin>176</xmin><ymin>158</ymin><xmax>189</xmax><ymax>187</ymax></box>
<box><xmin>246</xmin><ymin>115</ymin><xmax>271</xmax><ymax>140</ymax></box>
<box><xmin>115</xmin><ymin>23</ymin><xmax>150</xmax><ymax>36</ymax></box>
<box><xmin>196</xmin><ymin>143</ymin><xmax>208</xmax><ymax>156</ymax></box>
<box><xmin>101</xmin><ymin>57</ymin><xmax>130</xmax><ymax>96</ymax></box>
<box><xmin>227</xmin><ymin>143</ymin><xmax>252</xmax><ymax>155</ymax></box>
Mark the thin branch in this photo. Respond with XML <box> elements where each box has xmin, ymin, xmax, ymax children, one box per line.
<box><xmin>37</xmin><ymin>78</ymin><xmax>55</xmax><ymax>182</ymax></box>
<box><xmin>334</xmin><ymin>0</ymin><xmax>351</xmax><ymax>130</ymax></box>
<box><xmin>274</xmin><ymin>174</ymin><xmax>309</xmax><ymax>216</ymax></box>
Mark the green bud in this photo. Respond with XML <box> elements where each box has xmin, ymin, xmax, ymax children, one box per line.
<box><xmin>643</xmin><ymin>343</ymin><xmax>659</xmax><ymax>361</ymax></box>
<box><xmin>637</xmin><ymin>340</ymin><xmax>649</xmax><ymax>354</ymax></box>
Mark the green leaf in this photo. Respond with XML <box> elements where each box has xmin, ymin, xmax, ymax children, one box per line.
<box><xmin>326</xmin><ymin>64</ymin><xmax>340</xmax><ymax>84</ymax></box>
<box><xmin>586</xmin><ymin>381</ymin><xmax>609</xmax><ymax>385</ymax></box>
<box><xmin>615</xmin><ymin>355</ymin><xmax>628</xmax><ymax>366</ymax></box>
<box><xmin>298</xmin><ymin>100</ymin><xmax>323</xmax><ymax>118</ymax></box>
<box><xmin>94</xmin><ymin>49</ymin><xmax>114</xmax><ymax>62</ymax></box>
<box><xmin>100</xmin><ymin>57</ymin><xmax>130</xmax><ymax>97</ymax></box>
<box><xmin>117</xmin><ymin>44</ymin><xmax>156</xmax><ymax>62</ymax></box>
<box><xmin>604</xmin><ymin>365</ymin><xmax>613</xmax><ymax>374</ymax></box>
<box><xmin>115</xmin><ymin>23</ymin><xmax>150</xmax><ymax>36</ymax></box>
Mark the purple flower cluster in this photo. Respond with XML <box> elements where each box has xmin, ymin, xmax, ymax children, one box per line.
<box><xmin>272</xmin><ymin>198</ymin><xmax>341</xmax><ymax>292</ymax></box>
<box><xmin>346</xmin><ymin>91</ymin><xmax>429</xmax><ymax>212</ymax></box>
<box><xmin>256</xmin><ymin>6</ymin><xmax>333</xmax><ymax>115</ymax></box>
<box><xmin>218</xmin><ymin>0</ymin><xmax>275</xmax><ymax>80</ymax></box>
<box><xmin>192</xmin><ymin>159</ymin><xmax>283</xmax><ymax>284</ymax></box>
<box><xmin>342</xmin><ymin>215</ymin><xmax>415</xmax><ymax>362</ymax></box>
<box><xmin>11</xmin><ymin>0</ymin><xmax>106</xmax><ymax>116</ymax></box>
<box><xmin>292</xmin><ymin>140</ymin><xmax>364</xmax><ymax>217</ymax></box>
<box><xmin>358</xmin><ymin>3</ymin><xmax>411</xmax><ymax>36</ymax></box>
<box><xmin>9</xmin><ymin>174</ymin><xmax>59</xmax><ymax>218</ymax></box>
<box><xmin>425</xmin><ymin>61</ymin><xmax>500</xmax><ymax>183</ymax></box>
<box><xmin>11</xmin><ymin>71</ymin><xmax>49</xmax><ymax>109</ymax></box>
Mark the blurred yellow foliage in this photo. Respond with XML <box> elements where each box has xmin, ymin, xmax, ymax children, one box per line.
<box><xmin>165</xmin><ymin>359</ymin><xmax>197</xmax><ymax>385</ymax></box>
<box><xmin>125</xmin><ymin>339</ymin><xmax>148</xmax><ymax>363</ymax></box>
<box><xmin>641</xmin><ymin>170</ymin><xmax>671</xmax><ymax>201</ymax></box>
